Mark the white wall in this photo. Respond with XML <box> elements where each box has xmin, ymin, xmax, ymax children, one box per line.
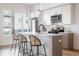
<box><xmin>72</xmin><ymin>4</ymin><xmax>79</xmax><ymax>50</ymax></box>
<box><xmin>0</xmin><ymin>3</ymin><xmax>27</xmax><ymax>46</ymax></box>
<box><xmin>0</xmin><ymin>3</ymin><xmax>26</xmax><ymax>12</ymax></box>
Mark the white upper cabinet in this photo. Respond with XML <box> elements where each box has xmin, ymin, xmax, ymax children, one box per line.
<box><xmin>61</xmin><ymin>4</ymin><xmax>74</xmax><ymax>24</ymax></box>
<box><xmin>31</xmin><ymin>3</ymin><xmax>64</xmax><ymax>18</ymax></box>
<box><xmin>45</xmin><ymin>7</ymin><xmax>62</xmax><ymax>25</ymax></box>
<box><xmin>40</xmin><ymin>5</ymin><xmax>62</xmax><ymax>25</ymax></box>
<box><xmin>32</xmin><ymin>4</ymin><xmax>74</xmax><ymax>25</ymax></box>
<box><xmin>40</xmin><ymin>4</ymin><xmax>74</xmax><ymax>25</ymax></box>
<box><xmin>50</xmin><ymin>7</ymin><xmax>62</xmax><ymax>16</ymax></box>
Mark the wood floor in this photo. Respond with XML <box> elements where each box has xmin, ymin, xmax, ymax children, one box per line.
<box><xmin>63</xmin><ymin>50</ymin><xmax>79</xmax><ymax>56</ymax></box>
<box><xmin>0</xmin><ymin>47</ymin><xmax>79</xmax><ymax>56</ymax></box>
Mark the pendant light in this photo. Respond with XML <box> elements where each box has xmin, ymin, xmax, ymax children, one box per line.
<box><xmin>37</xmin><ymin>3</ymin><xmax>40</xmax><ymax>16</ymax></box>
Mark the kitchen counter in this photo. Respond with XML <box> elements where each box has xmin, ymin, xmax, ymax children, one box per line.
<box><xmin>34</xmin><ymin>33</ymin><xmax>63</xmax><ymax>36</ymax></box>
<box><xmin>21</xmin><ymin>32</ymin><xmax>64</xmax><ymax>36</ymax></box>
<box><xmin>21</xmin><ymin>32</ymin><xmax>63</xmax><ymax>56</ymax></box>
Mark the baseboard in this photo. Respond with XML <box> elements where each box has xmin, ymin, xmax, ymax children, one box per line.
<box><xmin>72</xmin><ymin>49</ymin><xmax>79</xmax><ymax>52</ymax></box>
<box><xmin>63</xmin><ymin>48</ymin><xmax>79</xmax><ymax>52</ymax></box>
<box><xmin>0</xmin><ymin>44</ymin><xmax>12</xmax><ymax>48</ymax></box>
<box><xmin>63</xmin><ymin>48</ymin><xmax>73</xmax><ymax>51</ymax></box>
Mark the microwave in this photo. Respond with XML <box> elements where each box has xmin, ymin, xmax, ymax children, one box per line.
<box><xmin>51</xmin><ymin>14</ymin><xmax>62</xmax><ymax>24</ymax></box>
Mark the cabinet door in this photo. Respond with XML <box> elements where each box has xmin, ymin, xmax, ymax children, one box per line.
<box><xmin>50</xmin><ymin>7</ymin><xmax>62</xmax><ymax>16</ymax></box>
<box><xmin>62</xmin><ymin>5</ymin><xmax>72</xmax><ymax>24</ymax></box>
<box><xmin>52</xmin><ymin>35</ymin><xmax>62</xmax><ymax>56</ymax></box>
<box><xmin>55</xmin><ymin>7</ymin><xmax>62</xmax><ymax>15</ymax></box>
<box><xmin>62</xmin><ymin>33</ymin><xmax>73</xmax><ymax>50</ymax></box>
<box><xmin>68</xmin><ymin>33</ymin><xmax>73</xmax><ymax>50</ymax></box>
<box><xmin>62</xmin><ymin>34</ymin><xmax>68</xmax><ymax>49</ymax></box>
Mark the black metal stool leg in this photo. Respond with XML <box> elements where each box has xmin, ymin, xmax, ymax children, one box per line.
<box><xmin>11</xmin><ymin>40</ymin><xmax>14</xmax><ymax>51</ymax></box>
<box><xmin>25</xmin><ymin>42</ymin><xmax>28</xmax><ymax>55</ymax></box>
<box><xmin>14</xmin><ymin>40</ymin><xmax>17</xmax><ymax>54</ymax></box>
<box><xmin>23</xmin><ymin>43</ymin><xmax>26</xmax><ymax>56</ymax></box>
<box><xmin>25</xmin><ymin>43</ymin><xmax>27</xmax><ymax>55</ymax></box>
<box><xmin>18</xmin><ymin>40</ymin><xmax>19</xmax><ymax>48</ymax></box>
<box><xmin>18</xmin><ymin>43</ymin><xmax>21</xmax><ymax>56</ymax></box>
<box><xmin>30</xmin><ymin>45</ymin><xmax>33</xmax><ymax>56</ymax></box>
<box><xmin>23</xmin><ymin>49</ymin><xmax>25</xmax><ymax>56</ymax></box>
<box><xmin>43</xmin><ymin>45</ymin><xmax>47</xmax><ymax>56</ymax></box>
<box><xmin>37</xmin><ymin>46</ymin><xmax>39</xmax><ymax>56</ymax></box>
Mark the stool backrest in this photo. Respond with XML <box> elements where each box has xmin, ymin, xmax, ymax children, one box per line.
<box><xmin>29</xmin><ymin>35</ymin><xmax>42</xmax><ymax>46</ymax></box>
<box><xmin>18</xmin><ymin>34</ymin><xmax>28</xmax><ymax>42</ymax></box>
<box><xmin>12</xmin><ymin>33</ymin><xmax>18</xmax><ymax>40</ymax></box>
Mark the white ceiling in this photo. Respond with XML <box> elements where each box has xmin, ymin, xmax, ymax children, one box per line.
<box><xmin>0</xmin><ymin>3</ymin><xmax>65</xmax><ymax>6</ymax></box>
<box><xmin>39</xmin><ymin>3</ymin><xmax>65</xmax><ymax>10</ymax></box>
<box><xmin>0</xmin><ymin>3</ymin><xmax>67</xmax><ymax>12</ymax></box>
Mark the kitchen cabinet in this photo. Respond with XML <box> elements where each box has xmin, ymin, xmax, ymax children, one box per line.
<box><xmin>62</xmin><ymin>4</ymin><xmax>74</xmax><ymax>24</ymax></box>
<box><xmin>41</xmin><ymin>6</ymin><xmax>62</xmax><ymax>25</ymax></box>
<box><xmin>34</xmin><ymin>34</ymin><xmax>63</xmax><ymax>56</ymax></box>
<box><xmin>23</xmin><ymin>33</ymin><xmax>63</xmax><ymax>56</ymax></box>
<box><xmin>49</xmin><ymin>4</ymin><xmax>74</xmax><ymax>25</ymax></box>
<box><xmin>39</xmin><ymin>4</ymin><xmax>74</xmax><ymax>25</ymax></box>
<box><xmin>62</xmin><ymin>33</ymin><xmax>73</xmax><ymax>50</ymax></box>
<box><xmin>52</xmin><ymin>35</ymin><xmax>62</xmax><ymax>56</ymax></box>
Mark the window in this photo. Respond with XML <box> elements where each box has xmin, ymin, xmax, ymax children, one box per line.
<box><xmin>14</xmin><ymin>12</ymin><xmax>31</xmax><ymax>33</ymax></box>
<box><xmin>3</xmin><ymin>12</ymin><xmax>31</xmax><ymax>35</ymax></box>
<box><xmin>14</xmin><ymin>13</ymin><xmax>22</xmax><ymax>32</ymax></box>
<box><xmin>3</xmin><ymin>15</ymin><xmax>12</xmax><ymax>35</ymax></box>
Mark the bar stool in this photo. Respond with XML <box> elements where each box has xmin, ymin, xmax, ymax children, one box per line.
<box><xmin>11</xmin><ymin>33</ymin><xmax>19</xmax><ymax>53</ymax></box>
<box><xmin>29</xmin><ymin>35</ymin><xmax>47</xmax><ymax>56</ymax></box>
<box><xmin>18</xmin><ymin>34</ymin><xmax>30</xmax><ymax>56</ymax></box>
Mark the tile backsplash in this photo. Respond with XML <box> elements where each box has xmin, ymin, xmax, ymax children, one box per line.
<box><xmin>44</xmin><ymin>24</ymin><xmax>74</xmax><ymax>32</ymax></box>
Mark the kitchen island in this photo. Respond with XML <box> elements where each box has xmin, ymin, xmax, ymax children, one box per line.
<box><xmin>22</xmin><ymin>33</ymin><xmax>63</xmax><ymax>56</ymax></box>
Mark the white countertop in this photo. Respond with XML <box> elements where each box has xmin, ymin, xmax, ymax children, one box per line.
<box><xmin>18</xmin><ymin>31</ymin><xmax>74</xmax><ymax>37</ymax></box>
<box><xmin>35</xmin><ymin>33</ymin><xmax>63</xmax><ymax>36</ymax></box>
<box><xmin>20</xmin><ymin>32</ymin><xmax>64</xmax><ymax>36</ymax></box>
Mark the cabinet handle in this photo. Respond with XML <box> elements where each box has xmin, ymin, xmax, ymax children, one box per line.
<box><xmin>59</xmin><ymin>39</ymin><xmax>62</xmax><ymax>42</ymax></box>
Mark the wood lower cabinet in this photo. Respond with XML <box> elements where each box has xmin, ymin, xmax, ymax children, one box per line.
<box><xmin>62</xmin><ymin>33</ymin><xmax>73</xmax><ymax>50</ymax></box>
<box><xmin>52</xmin><ymin>35</ymin><xmax>62</xmax><ymax>56</ymax></box>
<box><xmin>35</xmin><ymin>34</ymin><xmax>63</xmax><ymax>56</ymax></box>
